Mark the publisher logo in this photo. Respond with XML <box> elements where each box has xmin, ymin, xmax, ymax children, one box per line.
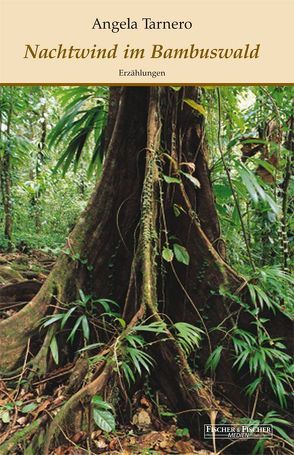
<box><xmin>204</xmin><ymin>424</ymin><xmax>273</xmax><ymax>440</ymax></box>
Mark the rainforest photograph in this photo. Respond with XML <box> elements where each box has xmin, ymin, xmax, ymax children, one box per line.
<box><xmin>0</xmin><ymin>85</ymin><xmax>293</xmax><ymax>455</ymax></box>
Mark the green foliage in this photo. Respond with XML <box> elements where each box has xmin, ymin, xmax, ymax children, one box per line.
<box><xmin>48</xmin><ymin>86</ymin><xmax>108</xmax><ymax>177</ymax></box>
<box><xmin>0</xmin><ymin>400</ymin><xmax>38</xmax><ymax>424</ymax></box>
<box><xmin>162</xmin><ymin>174</ymin><xmax>181</xmax><ymax>184</ymax></box>
<box><xmin>119</xmin><ymin>320</ymin><xmax>167</xmax><ymax>386</ymax></box>
<box><xmin>162</xmin><ymin>243</ymin><xmax>190</xmax><ymax>265</ymax></box>
<box><xmin>49</xmin><ymin>335</ymin><xmax>59</xmax><ymax>365</ymax></box>
<box><xmin>179</xmin><ymin>170</ymin><xmax>201</xmax><ymax>188</ymax></box>
<box><xmin>162</xmin><ymin>246</ymin><xmax>174</xmax><ymax>262</ymax></box>
<box><xmin>122</xmin><ymin>344</ymin><xmax>154</xmax><ymax>383</ymax></box>
<box><xmin>207</xmin><ymin>86</ymin><xmax>293</xmax><ymax>271</ymax></box>
<box><xmin>184</xmin><ymin>98</ymin><xmax>206</xmax><ymax>116</ymax></box>
<box><xmin>232</xmin><ymin>328</ymin><xmax>292</xmax><ymax>407</ymax></box>
<box><xmin>205</xmin><ymin>345</ymin><xmax>223</xmax><ymax>372</ymax></box>
<box><xmin>173</xmin><ymin>244</ymin><xmax>190</xmax><ymax>265</ymax></box>
<box><xmin>0</xmin><ymin>408</ymin><xmax>10</xmax><ymax>424</ymax></box>
<box><xmin>175</xmin><ymin>427</ymin><xmax>190</xmax><ymax>438</ymax></box>
<box><xmin>216</xmin><ymin>265</ymin><xmax>293</xmax><ymax>410</ymax></box>
<box><xmin>244</xmin><ymin>411</ymin><xmax>294</xmax><ymax>454</ymax></box>
<box><xmin>202</xmin><ymin>85</ymin><xmax>294</xmax><ymax>421</ymax></box>
<box><xmin>237</xmin><ymin>163</ymin><xmax>280</xmax><ymax>215</ymax></box>
<box><xmin>21</xmin><ymin>403</ymin><xmax>38</xmax><ymax>413</ymax></box>
<box><xmin>91</xmin><ymin>395</ymin><xmax>116</xmax><ymax>433</ymax></box>
<box><xmin>248</xmin><ymin>265</ymin><xmax>294</xmax><ymax>315</ymax></box>
<box><xmin>0</xmin><ymin>86</ymin><xmax>98</xmax><ymax>252</ymax></box>
<box><xmin>172</xmin><ymin>322</ymin><xmax>203</xmax><ymax>355</ymax></box>
<box><xmin>41</xmin><ymin>289</ymin><xmax>119</xmax><ymax>356</ymax></box>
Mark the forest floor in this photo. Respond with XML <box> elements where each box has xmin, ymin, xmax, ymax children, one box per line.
<box><xmin>0</xmin><ymin>250</ymin><xmax>215</xmax><ymax>454</ymax></box>
<box><xmin>0</xmin><ymin>250</ymin><xmax>53</xmax><ymax>321</ymax></box>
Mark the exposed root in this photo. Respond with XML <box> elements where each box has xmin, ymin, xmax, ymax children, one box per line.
<box><xmin>0</xmin><ymin>280</ymin><xmax>42</xmax><ymax>306</ymax></box>
<box><xmin>0</xmin><ymin>266</ymin><xmax>24</xmax><ymax>284</ymax></box>
<box><xmin>0</xmin><ymin>417</ymin><xmax>45</xmax><ymax>455</ymax></box>
<box><xmin>0</xmin><ymin>276</ymin><xmax>56</xmax><ymax>372</ymax></box>
<box><xmin>0</xmin><ymin>252</ymin><xmax>79</xmax><ymax>372</ymax></box>
<box><xmin>28</xmin><ymin>325</ymin><xmax>57</xmax><ymax>380</ymax></box>
<box><xmin>41</xmin><ymin>363</ymin><xmax>112</xmax><ymax>455</ymax></box>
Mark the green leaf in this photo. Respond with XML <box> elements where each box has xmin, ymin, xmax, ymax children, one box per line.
<box><xmin>67</xmin><ymin>316</ymin><xmax>83</xmax><ymax>343</ymax></box>
<box><xmin>49</xmin><ymin>88</ymin><xmax>107</xmax><ymax>176</ymax></box>
<box><xmin>252</xmin><ymin>438</ymin><xmax>266</xmax><ymax>455</ymax></box>
<box><xmin>78</xmin><ymin>289</ymin><xmax>92</xmax><ymax>306</ymax></box>
<box><xmin>79</xmin><ymin>342</ymin><xmax>103</xmax><ymax>352</ymax></box>
<box><xmin>134</xmin><ymin>321</ymin><xmax>167</xmax><ymax>333</ymax></box>
<box><xmin>60</xmin><ymin>307</ymin><xmax>77</xmax><ymax>329</ymax></box>
<box><xmin>162</xmin><ymin>174</ymin><xmax>181</xmax><ymax>184</ymax></box>
<box><xmin>162</xmin><ymin>247</ymin><xmax>174</xmax><ymax>262</ymax></box>
<box><xmin>160</xmin><ymin>411</ymin><xmax>176</xmax><ymax>417</ymax></box>
<box><xmin>93</xmin><ymin>408</ymin><xmax>115</xmax><ymax>432</ymax></box>
<box><xmin>50</xmin><ymin>335</ymin><xmax>59</xmax><ymax>365</ymax></box>
<box><xmin>115</xmin><ymin>317</ymin><xmax>126</xmax><ymax>328</ymax></box>
<box><xmin>121</xmin><ymin>363</ymin><xmax>135</xmax><ymax>386</ymax></box>
<box><xmin>248</xmin><ymin>283</ymin><xmax>257</xmax><ymax>306</ymax></box>
<box><xmin>1</xmin><ymin>410</ymin><xmax>10</xmax><ymax>423</ymax></box>
<box><xmin>272</xmin><ymin>425</ymin><xmax>293</xmax><ymax>444</ymax></box>
<box><xmin>21</xmin><ymin>402</ymin><xmax>38</xmax><ymax>414</ymax></box>
<box><xmin>184</xmin><ymin>99</ymin><xmax>206</xmax><ymax>116</ymax></box>
<box><xmin>91</xmin><ymin>395</ymin><xmax>113</xmax><ymax>410</ymax></box>
<box><xmin>82</xmin><ymin>316</ymin><xmax>90</xmax><ymax>340</ymax></box>
<box><xmin>42</xmin><ymin>313</ymin><xmax>65</xmax><ymax>328</ymax></box>
<box><xmin>173</xmin><ymin>322</ymin><xmax>203</xmax><ymax>355</ymax></box>
<box><xmin>176</xmin><ymin>427</ymin><xmax>190</xmax><ymax>437</ymax></box>
<box><xmin>252</xmin><ymin>158</ymin><xmax>276</xmax><ymax>176</ymax></box>
<box><xmin>244</xmin><ymin>377</ymin><xmax>262</xmax><ymax>397</ymax></box>
<box><xmin>95</xmin><ymin>298</ymin><xmax>119</xmax><ymax>313</ymax></box>
<box><xmin>237</xmin><ymin>163</ymin><xmax>280</xmax><ymax>214</ymax></box>
<box><xmin>180</xmin><ymin>171</ymin><xmax>201</xmax><ymax>188</ymax></box>
<box><xmin>173</xmin><ymin>244</ymin><xmax>190</xmax><ymax>265</ymax></box>
<box><xmin>173</xmin><ymin>204</ymin><xmax>185</xmax><ymax>217</ymax></box>
<box><xmin>205</xmin><ymin>346</ymin><xmax>223</xmax><ymax>372</ymax></box>
<box><xmin>227</xmin><ymin>136</ymin><xmax>241</xmax><ymax>148</ymax></box>
<box><xmin>232</xmin><ymin>206</ymin><xmax>240</xmax><ymax>227</ymax></box>
<box><xmin>213</xmin><ymin>183</ymin><xmax>232</xmax><ymax>200</ymax></box>
<box><xmin>238</xmin><ymin>167</ymin><xmax>258</xmax><ymax>203</ymax></box>
<box><xmin>127</xmin><ymin>348</ymin><xmax>154</xmax><ymax>376</ymax></box>
<box><xmin>4</xmin><ymin>403</ymin><xmax>14</xmax><ymax>411</ymax></box>
<box><xmin>125</xmin><ymin>334</ymin><xmax>144</xmax><ymax>347</ymax></box>
<box><xmin>128</xmin><ymin>349</ymin><xmax>142</xmax><ymax>375</ymax></box>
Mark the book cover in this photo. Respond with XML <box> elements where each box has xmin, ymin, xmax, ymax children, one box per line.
<box><xmin>0</xmin><ymin>1</ymin><xmax>293</xmax><ymax>453</ymax></box>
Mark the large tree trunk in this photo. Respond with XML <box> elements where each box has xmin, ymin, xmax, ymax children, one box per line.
<box><xmin>0</xmin><ymin>87</ymin><xmax>288</xmax><ymax>454</ymax></box>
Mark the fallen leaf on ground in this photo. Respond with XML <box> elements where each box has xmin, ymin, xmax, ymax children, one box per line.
<box><xmin>175</xmin><ymin>439</ymin><xmax>196</xmax><ymax>453</ymax></box>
